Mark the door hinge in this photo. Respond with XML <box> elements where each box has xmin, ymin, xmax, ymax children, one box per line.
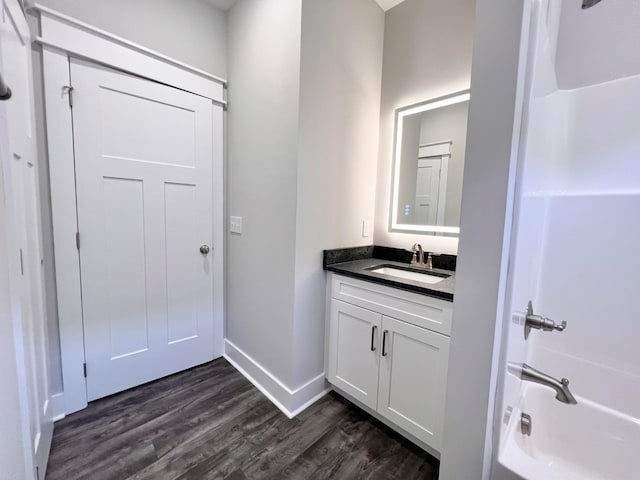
<box><xmin>19</xmin><ymin>248</ymin><xmax>24</xmax><ymax>275</ymax></box>
<box><xmin>76</xmin><ymin>232</ymin><xmax>80</xmax><ymax>250</ymax></box>
<box><xmin>36</xmin><ymin>466</ymin><xmax>40</xmax><ymax>480</ymax></box>
<box><xmin>83</xmin><ymin>362</ymin><xmax>87</xmax><ymax>378</ymax></box>
<box><xmin>63</xmin><ymin>85</ymin><xmax>74</xmax><ymax>108</ymax></box>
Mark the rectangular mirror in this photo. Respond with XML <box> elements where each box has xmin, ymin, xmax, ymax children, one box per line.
<box><xmin>390</xmin><ymin>91</ymin><xmax>470</xmax><ymax>235</ymax></box>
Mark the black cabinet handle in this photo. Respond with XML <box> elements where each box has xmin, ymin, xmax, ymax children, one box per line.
<box><xmin>370</xmin><ymin>325</ymin><xmax>377</xmax><ymax>351</ymax></box>
<box><xmin>382</xmin><ymin>330</ymin><xmax>389</xmax><ymax>356</ymax></box>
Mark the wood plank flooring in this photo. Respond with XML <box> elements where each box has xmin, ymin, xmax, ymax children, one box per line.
<box><xmin>46</xmin><ymin>359</ymin><xmax>439</xmax><ymax>480</ymax></box>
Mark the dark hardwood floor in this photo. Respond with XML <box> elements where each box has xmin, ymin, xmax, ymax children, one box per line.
<box><xmin>46</xmin><ymin>358</ymin><xmax>439</xmax><ymax>480</ymax></box>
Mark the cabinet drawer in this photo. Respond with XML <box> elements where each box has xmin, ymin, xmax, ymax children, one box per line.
<box><xmin>331</xmin><ymin>274</ymin><xmax>452</xmax><ymax>336</ymax></box>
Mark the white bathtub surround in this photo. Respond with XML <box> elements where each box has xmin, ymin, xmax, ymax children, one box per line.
<box><xmin>493</xmin><ymin>0</ymin><xmax>640</xmax><ymax>478</ymax></box>
<box><xmin>500</xmin><ymin>384</ymin><xmax>640</xmax><ymax>480</ymax></box>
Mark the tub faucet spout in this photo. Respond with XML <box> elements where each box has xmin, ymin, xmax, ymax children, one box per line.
<box><xmin>521</xmin><ymin>364</ymin><xmax>577</xmax><ymax>405</ymax></box>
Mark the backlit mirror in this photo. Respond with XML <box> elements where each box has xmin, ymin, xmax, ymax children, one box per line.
<box><xmin>390</xmin><ymin>91</ymin><xmax>470</xmax><ymax>235</ymax></box>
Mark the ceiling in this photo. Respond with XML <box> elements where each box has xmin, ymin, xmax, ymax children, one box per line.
<box><xmin>375</xmin><ymin>0</ymin><xmax>405</xmax><ymax>11</ymax></box>
<box><xmin>205</xmin><ymin>0</ymin><xmax>237</xmax><ymax>11</ymax></box>
<box><xmin>205</xmin><ymin>0</ymin><xmax>406</xmax><ymax>13</ymax></box>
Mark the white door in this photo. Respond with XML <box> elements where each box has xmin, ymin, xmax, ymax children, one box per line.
<box><xmin>328</xmin><ymin>300</ymin><xmax>382</xmax><ymax>410</ymax></box>
<box><xmin>70</xmin><ymin>58</ymin><xmax>219</xmax><ymax>401</ymax></box>
<box><xmin>415</xmin><ymin>158</ymin><xmax>441</xmax><ymax>224</ymax></box>
<box><xmin>377</xmin><ymin>316</ymin><xmax>450</xmax><ymax>451</ymax></box>
<box><xmin>1</xmin><ymin>0</ymin><xmax>53</xmax><ymax>477</ymax></box>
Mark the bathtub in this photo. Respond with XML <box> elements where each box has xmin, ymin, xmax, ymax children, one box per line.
<box><xmin>498</xmin><ymin>383</ymin><xmax>640</xmax><ymax>480</ymax></box>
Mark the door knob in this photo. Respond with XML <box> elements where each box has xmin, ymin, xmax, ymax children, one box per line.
<box><xmin>200</xmin><ymin>245</ymin><xmax>210</xmax><ymax>254</ymax></box>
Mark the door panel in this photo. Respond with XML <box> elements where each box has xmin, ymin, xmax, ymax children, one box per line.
<box><xmin>70</xmin><ymin>58</ymin><xmax>218</xmax><ymax>401</ymax></box>
<box><xmin>164</xmin><ymin>182</ymin><xmax>199</xmax><ymax>344</ymax></box>
<box><xmin>103</xmin><ymin>177</ymin><xmax>148</xmax><ymax>358</ymax></box>
<box><xmin>415</xmin><ymin>158</ymin><xmax>441</xmax><ymax>224</ymax></box>
<box><xmin>328</xmin><ymin>300</ymin><xmax>382</xmax><ymax>410</ymax></box>
<box><xmin>378</xmin><ymin>316</ymin><xmax>450</xmax><ymax>451</ymax></box>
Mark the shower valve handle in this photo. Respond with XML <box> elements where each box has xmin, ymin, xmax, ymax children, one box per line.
<box><xmin>524</xmin><ymin>301</ymin><xmax>567</xmax><ymax>339</ymax></box>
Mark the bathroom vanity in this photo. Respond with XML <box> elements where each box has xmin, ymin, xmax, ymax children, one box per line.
<box><xmin>323</xmin><ymin>246</ymin><xmax>455</xmax><ymax>458</ymax></box>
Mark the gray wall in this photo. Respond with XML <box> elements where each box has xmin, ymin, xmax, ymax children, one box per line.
<box><xmin>556</xmin><ymin>0</ymin><xmax>640</xmax><ymax>89</ymax></box>
<box><xmin>31</xmin><ymin>0</ymin><xmax>227</xmax><ymax>77</ymax></box>
<box><xmin>374</xmin><ymin>0</ymin><xmax>475</xmax><ymax>254</ymax></box>
<box><xmin>29</xmin><ymin>0</ymin><xmax>228</xmax><ymax>394</ymax></box>
<box><xmin>419</xmin><ymin>101</ymin><xmax>469</xmax><ymax>227</ymax></box>
<box><xmin>294</xmin><ymin>0</ymin><xmax>384</xmax><ymax>386</ymax></box>
<box><xmin>227</xmin><ymin>0</ymin><xmax>302</xmax><ymax>387</ymax></box>
<box><xmin>439</xmin><ymin>0</ymin><xmax>528</xmax><ymax>478</ymax></box>
<box><xmin>227</xmin><ymin>0</ymin><xmax>384</xmax><ymax>390</ymax></box>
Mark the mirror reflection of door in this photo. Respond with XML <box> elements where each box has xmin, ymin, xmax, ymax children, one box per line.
<box><xmin>415</xmin><ymin>158</ymin><xmax>441</xmax><ymax>225</ymax></box>
<box><xmin>390</xmin><ymin>92</ymin><xmax>469</xmax><ymax>234</ymax></box>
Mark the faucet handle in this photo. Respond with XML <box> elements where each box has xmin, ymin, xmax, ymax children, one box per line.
<box><xmin>524</xmin><ymin>301</ymin><xmax>567</xmax><ymax>339</ymax></box>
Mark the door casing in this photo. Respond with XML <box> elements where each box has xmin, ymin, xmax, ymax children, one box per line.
<box><xmin>38</xmin><ymin>6</ymin><xmax>226</xmax><ymax>415</ymax></box>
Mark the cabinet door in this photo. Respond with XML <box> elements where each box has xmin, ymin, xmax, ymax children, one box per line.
<box><xmin>328</xmin><ymin>300</ymin><xmax>382</xmax><ymax>410</ymax></box>
<box><xmin>377</xmin><ymin>316</ymin><xmax>450</xmax><ymax>452</ymax></box>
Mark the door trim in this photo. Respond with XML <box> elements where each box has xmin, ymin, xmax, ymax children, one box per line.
<box><xmin>40</xmin><ymin>15</ymin><xmax>225</xmax><ymax>414</ymax></box>
<box><xmin>31</xmin><ymin>4</ymin><xmax>227</xmax><ymax>98</ymax></box>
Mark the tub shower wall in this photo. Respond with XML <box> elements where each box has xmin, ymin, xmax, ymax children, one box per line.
<box><xmin>494</xmin><ymin>0</ymin><xmax>640</xmax><ymax>478</ymax></box>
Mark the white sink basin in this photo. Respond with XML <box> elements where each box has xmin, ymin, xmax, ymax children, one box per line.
<box><xmin>369</xmin><ymin>266</ymin><xmax>448</xmax><ymax>284</ymax></box>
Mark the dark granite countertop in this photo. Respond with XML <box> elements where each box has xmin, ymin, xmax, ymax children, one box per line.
<box><xmin>323</xmin><ymin>246</ymin><xmax>455</xmax><ymax>301</ymax></box>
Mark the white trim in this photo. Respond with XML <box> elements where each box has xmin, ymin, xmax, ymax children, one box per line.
<box><xmin>32</xmin><ymin>4</ymin><xmax>226</xmax><ymax>85</ymax></box>
<box><xmin>211</xmin><ymin>104</ymin><xmax>225</xmax><ymax>358</ymax></box>
<box><xmin>48</xmin><ymin>393</ymin><xmax>65</xmax><ymax>422</ymax></box>
<box><xmin>40</xmin><ymin>13</ymin><xmax>226</xmax><ymax>414</ymax></box>
<box><xmin>32</xmin><ymin>5</ymin><xmax>226</xmax><ymax>103</ymax></box>
<box><xmin>41</xmin><ymin>45</ymin><xmax>87</xmax><ymax>415</ymax></box>
<box><xmin>224</xmin><ymin>339</ymin><xmax>329</xmax><ymax>419</ymax></box>
<box><xmin>418</xmin><ymin>140</ymin><xmax>452</xmax><ymax>158</ymax></box>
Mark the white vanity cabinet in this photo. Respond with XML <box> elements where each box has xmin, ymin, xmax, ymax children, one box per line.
<box><xmin>327</xmin><ymin>273</ymin><xmax>452</xmax><ymax>454</ymax></box>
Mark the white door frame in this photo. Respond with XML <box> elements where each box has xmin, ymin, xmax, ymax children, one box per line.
<box><xmin>35</xmin><ymin>5</ymin><xmax>226</xmax><ymax>414</ymax></box>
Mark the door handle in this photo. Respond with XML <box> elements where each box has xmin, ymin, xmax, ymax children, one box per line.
<box><xmin>382</xmin><ymin>330</ymin><xmax>389</xmax><ymax>356</ymax></box>
<box><xmin>200</xmin><ymin>245</ymin><xmax>210</xmax><ymax>254</ymax></box>
<box><xmin>370</xmin><ymin>325</ymin><xmax>377</xmax><ymax>351</ymax></box>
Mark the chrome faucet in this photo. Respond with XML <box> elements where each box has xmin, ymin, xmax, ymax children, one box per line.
<box><xmin>425</xmin><ymin>252</ymin><xmax>433</xmax><ymax>270</ymax></box>
<box><xmin>411</xmin><ymin>243</ymin><xmax>424</xmax><ymax>265</ymax></box>
<box><xmin>520</xmin><ymin>364</ymin><xmax>577</xmax><ymax>405</ymax></box>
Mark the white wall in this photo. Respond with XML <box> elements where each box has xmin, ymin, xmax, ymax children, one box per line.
<box><xmin>30</xmin><ymin>0</ymin><xmax>227</xmax><ymax>77</ymax></box>
<box><xmin>226</xmin><ymin>0</ymin><xmax>302</xmax><ymax>387</ymax></box>
<box><xmin>294</xmin><ymin>0</ymin><xmax>384</xmax><ymax>386</ymax></box>
<box><xmin>373</xmin><ymin>0</ymin><xmax>475</xmax><ymax>254</ymax></box>
<box><xmin>227</xmin><ymin>0</ymin><xmax>384</xmax><ymax>400</ymax></box>
<box><xmin>555</xmin><ymin>0</ymin><xmax>640</xmax><ymax>89</ymax></box>
<box><xmin>439</xmin><ymin>0</ymin><xmax>530</xmax><ymax>478</ymax></box>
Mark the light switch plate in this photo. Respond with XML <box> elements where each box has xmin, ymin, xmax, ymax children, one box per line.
<box><xmin>362</xmin><ymin>220</ymin><xmax>370</xmax><ymax>238</ymax></box>
<box><xmin>230</xmin><ymin>216</ymin><xmax>242</xmax><ymax>234</ymax></box>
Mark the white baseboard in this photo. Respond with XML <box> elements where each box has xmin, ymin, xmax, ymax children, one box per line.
<box><xmin>48</xmin><ymin>392</ymin><xmax>66</xmax><ymax>422</ymax></box>
<box><xmin>224</xmin><ymin>339</ymin><xmax>330</xmax><ymax>419</ymax></box>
